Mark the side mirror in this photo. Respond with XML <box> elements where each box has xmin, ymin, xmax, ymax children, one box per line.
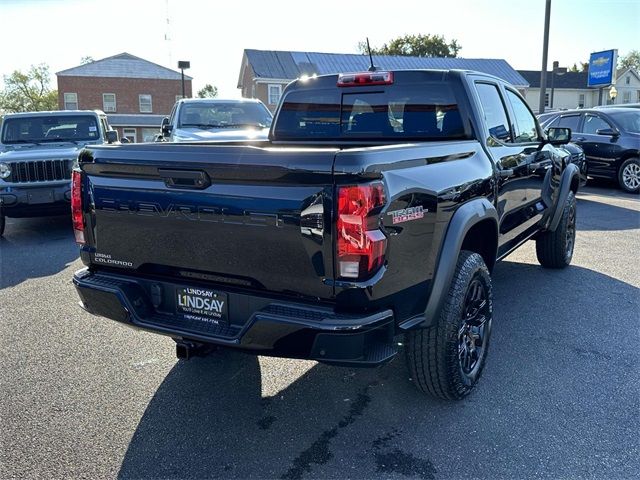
<box><xmin>161</xmin><ymin>117</ymin><xmax>173</xmax><ymax>136</ymax></box>
<box><xmin>106</xmin><ymin>130</ymin><xmax>118</xmax><ymax>144</ymax></box>
<box><xmin>596</xmin><ymin>128</ymin><xmax>619</xmax><ymax>137</ymax></box>
<box><xmin>546</xmin><ymin>127</ymin><xmax>571</xmax><ymax>145</ymax></box>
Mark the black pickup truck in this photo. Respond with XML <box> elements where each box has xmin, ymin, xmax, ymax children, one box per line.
<box><xmin>72</xmin><ymin>70</ymin><xmax>579</xmax><ymax>400</ymax></box>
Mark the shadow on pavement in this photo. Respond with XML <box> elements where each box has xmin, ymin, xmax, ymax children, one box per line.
<box><xmin>0</xmin><ymin>215</ymin><xmax>78</xmax><ymax>289</ymax></box>
<box><xmin>117</xmin><ymin>350</ymin><xmax>420</xmax><ymax>480</ymax></box>
<box><xmin>118</xmin><ymin>261</ymin><xmax>639</xmax><ymax>480</ymax></box>
<box><xmin>576</xmin><ymin>197</ymin><xmax>640</xmax><ymax>232</ymax></box>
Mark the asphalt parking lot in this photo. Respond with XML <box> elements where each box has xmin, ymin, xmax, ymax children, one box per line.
<box><xmin>1</xmin><ymin>183</ymin><xmax>638</xmax><ymax>480</ymax></box>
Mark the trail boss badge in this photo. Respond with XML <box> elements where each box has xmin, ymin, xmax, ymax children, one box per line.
<box><xmin>387</xmin><ymin>206</ymin><xmax>425</xmax><ymax>224</ymax></box>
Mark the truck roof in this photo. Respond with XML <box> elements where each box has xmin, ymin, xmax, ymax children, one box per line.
<box><xmin>2</xmin><ymin>110</ymin><xmax>106</xmax><ymax>118</ymax></box>
<box><xmin>286</xmin><ymin>69</ymin><xmax>510</xmax><ymax>89</ymax></box>
<box><xmin>176</xmin><ymin>98</ymin><xmax>265</xmax><ymax>105</ymax></box>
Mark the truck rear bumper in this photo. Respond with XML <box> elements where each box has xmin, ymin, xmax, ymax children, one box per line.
<box><xmin>72</xmin><ymin>268</ymin><xmax>397</xmax><ymax>366</ymax></box>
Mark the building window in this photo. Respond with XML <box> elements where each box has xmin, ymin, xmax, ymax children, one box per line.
<box><xmin>139</xmin><ymin>94</ymin><xmax>152</xmax><ymax>113</ymax></box>
<box><xmin>626</xmin><ymin>76</ymin><xmax>631</xmax><ymax>85</ymax></box>
<box><xmin>123</xmin><ymin>128</ymin><xmax>137</xmax><ymax>143</ymax></box>
<box><xmin>268</xmin><ymin>84</ymin><xmax>282</xmax><ymax>105</ymax></box>
<box><xmin>102</xmin><ymin>93</ymin><xmax>116</xmax><ymax>112</ymax></box>
<box><xmin>64</xmin><ymin>93</ymin><xmax>78</xmax><ymax>110</ymax></box>
<box><xmin>578</xmin><ymin>93</ymin><xmax>585</xmax><ymax>108</ymax></box>
<box><xmin>637</xmin><ymin>90</ymin><xmax>640</xmax><ymax>102</ymax></box>
<box><xmin>544</xmin><ymin>92</ymin><xmax>549</xmax><ymax>107</ymax></box>
<box><xmin>623</xmin><ymin>91</ymin><xmax>631</xmax><ymax>104</ymax></box>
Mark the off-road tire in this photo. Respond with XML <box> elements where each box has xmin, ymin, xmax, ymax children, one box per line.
<box><xmin>618</xmin><ymin>157</ymin><xmax>640</xmax><ymax>194</ymax></box>
<box><xmin>406</xmin><ymin>250</ymin><xmax>493</xmax><ymax>400</ymax></box>
<box><xmin>536</xmin><ymin>191</ymin><xmax>576</xmax><ymax>268</ymax></box>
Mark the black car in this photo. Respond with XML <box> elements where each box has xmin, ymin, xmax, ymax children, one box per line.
<box><xmin>541</xmin><ymin>108</ymin><xmax>640</xmax><ymax>193</ymax></box>
<box><xmin>558</xmin><ymin>142</ymin><xmax>588</xmax><ymax>187</ymax></box>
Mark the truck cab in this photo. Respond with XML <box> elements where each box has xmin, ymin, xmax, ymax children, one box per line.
<box><xmin>0</xmin><ymin>109</ymin><xmax>117</xmax><ymax>236</ymax></box>
<box><xmin>158</xmin><ymin>98</ymin><xmax>273</xmax><ymax>143</ymax></box>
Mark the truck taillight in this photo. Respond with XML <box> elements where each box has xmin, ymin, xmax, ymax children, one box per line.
<box><xmin>337</xmin><ymin>183</ymin><xmax>387</xmax><ymax>279</ymax></box>
<box><xmin>71</xmin><ymin>170</ymin><xmax>85</xmax><ymax>244</ymax></box>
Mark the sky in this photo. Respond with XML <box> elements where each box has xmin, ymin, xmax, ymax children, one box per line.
<box><xmin>0</xmin><ymin>0</ymin><xmax>638</xmax><ymax>98</ymax></box>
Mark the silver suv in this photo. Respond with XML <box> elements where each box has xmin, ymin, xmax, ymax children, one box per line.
<box><xmin>0</xmin><ymin>110</ymin><xmax>117</xmax><ymax>236</ymax></box>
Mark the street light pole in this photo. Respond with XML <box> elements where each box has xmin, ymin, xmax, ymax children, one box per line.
<box><xmin>538</xmin><ymin>0</ymin><xmax>552</xmax><ymax>114</ymax></box>
<box><xmin>177</xmin><ymin>60</ymin><xmax>190</xmax><ymax>98</ymax></box>
<box><xmin>550</xmin><ymin>61</ymin><xmax>556</xmax><ymax>109</ymax></box>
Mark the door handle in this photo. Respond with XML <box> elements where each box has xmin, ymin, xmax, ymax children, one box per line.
<box><xmin>575</xmin><ymin>137</ymin><xmax>586</xmax><ymax>142</ymax></box>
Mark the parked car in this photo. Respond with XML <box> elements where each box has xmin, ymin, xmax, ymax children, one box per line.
<box><xmin>0</xmin><ymin>110</ymin><xmax>117</xmax><ymax>236</ymax></box>
<box><xmin>71</xmin><ymin>69</ymin><xmax>579</xmax><ymax>400</ymax></box>
<box><xmin>594</xmin><ymin>103</ymin><xmax>640</xmax><ymax>109</ymax></box>
<box><xmin>537</xmin><ymin>114</ymin><xmax>587</xmax><ymax>187</ymax></box>
<box><xmin>158</xmin><ymin>98</ymin><xmax>273</xmax><ymax>142</ymax></box>
<box><xmin>540</xmin><ymin>108</ymin><xmax>640</xmax><ymax>193</ymax></box>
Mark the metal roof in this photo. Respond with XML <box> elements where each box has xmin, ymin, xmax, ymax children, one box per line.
<box><xmin>107</xmin><ymin>114</ymin><xmax>165</xmax><ymax>127</ymax></box>
<box><xmin>243</xmin><ymin>49</ymin><xmax>529</xmax><ymax>87</ymax></box>
<box><xmin>518</xmin><ymin>70</ymin><xmax>589</xmax><ymax>89</ymax></box>
<box><xmin>57</xmin><ymin>53</ymin><xmax>192</xmax><ymax>80</ymax></box>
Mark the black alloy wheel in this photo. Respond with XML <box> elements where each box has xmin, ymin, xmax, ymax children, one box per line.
<box><xmin>565</xmin><ymin>198</ymin><xmax>576</xmax><ymax>260</ymax></box>
<box><xmin>458</xmin><ymin>278</ymin><xmax>490</xmax><ymax>377</ymax></box>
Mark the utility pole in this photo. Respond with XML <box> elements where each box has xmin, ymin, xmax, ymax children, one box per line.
<box><xmin>538</xmin><ymin>0</ymin><xmax>551</xmax><ymax>114</ymax></box>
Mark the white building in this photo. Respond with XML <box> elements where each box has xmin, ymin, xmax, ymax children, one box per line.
<box><xmin>518</xmin><ymin>68</ymin><xmax>640</xmax><ymax>113</ymax></box>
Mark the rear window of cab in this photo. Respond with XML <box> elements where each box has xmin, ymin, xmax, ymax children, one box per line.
<box><xmin>274</xmin><ymin>81</ymin><xmax>468</xmax><ymax>141</ymax></box>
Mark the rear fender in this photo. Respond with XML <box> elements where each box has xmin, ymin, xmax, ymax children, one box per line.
<box><xmin>400</xmin><ymin>197</ymin><xmax>498</xmax><ymax>330</ymax></box>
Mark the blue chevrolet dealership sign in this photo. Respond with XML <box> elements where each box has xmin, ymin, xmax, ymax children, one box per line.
<box><xmin>588</xmin><ymin>50</ymin><xmax>617</xmax><ymax>87</ymax></box>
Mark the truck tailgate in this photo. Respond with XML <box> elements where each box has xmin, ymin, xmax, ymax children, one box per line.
<box><xmin>80</xmin><ymin>143</ymin><xmax>337</xmax><ymax>300</ymax></box>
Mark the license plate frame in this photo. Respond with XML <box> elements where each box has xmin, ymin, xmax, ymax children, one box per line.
<box><xmin>176</xmin><ymin>287</ymin><xmax>228</xmax><ymax>326</ymax></box>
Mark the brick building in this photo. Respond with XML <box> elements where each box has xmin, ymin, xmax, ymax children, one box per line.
<box><xmin>56</xmin><ymin>53</ymin><xmax>192</xmax><ymax>142</ymax></box>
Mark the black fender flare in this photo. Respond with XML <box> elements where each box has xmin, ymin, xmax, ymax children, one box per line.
<box><xmin>547</xmin><ymin>163</ymin><xmax>579</xmax><ymax>232</ymax></box>
<box><xmin>400</xmin><ymin>197</ymin><xmax>498</xmax><ymax>330</ymax></box>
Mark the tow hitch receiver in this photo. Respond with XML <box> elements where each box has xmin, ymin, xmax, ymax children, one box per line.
<box><xmin>175</xmin><ymin>341</ymin><xmax>217</xmax><ymax>360</ymax></box>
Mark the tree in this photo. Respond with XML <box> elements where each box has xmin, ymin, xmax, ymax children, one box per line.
<box><xmin>618</xmin><ymin>50</ymin><xmax>640</xmax><ymax>71</ymax></box>
<box><xmin>0</xmin><ymin>64</ymin><xmax>58</xmax><ymax>113</ymax></box>
<box><xmin>358</xmin><ymin>34</ymin><xmax>461</xmax><ymax>58</ymax></box>
<box><xmin>568</xmin><ymin>62</ymin><xmax>589</xmax><ymax>73</ymax></box>
<box><xmin>197</xmin><ymin>84</ymin><xmax>218</xmax><ymax>98</ymax></box>
<box><xmin>80</xmin><ymin>56</ymin><xmax>95</xmax><ymax>65</ymax></box>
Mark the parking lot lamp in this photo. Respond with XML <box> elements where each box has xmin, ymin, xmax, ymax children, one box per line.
<box><xmin>178</xmin><ymin>60</ymin><xmax>190</xmax><ymax>98</ymax></box>
<box><xmin>609</xmin><ymin>85</ymin><xmax>617</xmax><ymax>105</ymax></box>
<box><xmin>549</xmin><ymin>61</ymin><xmax>567</xmax><ymax>109</ymax></box>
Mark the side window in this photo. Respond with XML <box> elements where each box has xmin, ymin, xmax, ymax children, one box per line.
<box><xmin>169</xmin><ymin>104</ymin><xmax>178</xmax><ymax>125</ymax></box>
<box><xmin>583</xmin><ymin>114</ymin><xmax>610</xmax><ymax>135</ymax></box>
<box><xmin>100</xmin><ymin>117</ymin><xmax>110</xmax><ymax>137</ymax></box>
<box><xmin>545</xmin><ymin>116</ymin><xmax>560</xmax><ymax>128</ymax></box>
<box><xmin>505</xmin><ymin>89</ymin><xmax>540</xmax><ymax>143</ymax></box>
<box><xmin>557</xmin><ymin>115</ymin><xmax>581</xmax><ymax>133</ymax></box>
<box><xmin>475</xmin><ymin>83</ymin><xmax>512</xmax><ymax>143</ymax></box>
